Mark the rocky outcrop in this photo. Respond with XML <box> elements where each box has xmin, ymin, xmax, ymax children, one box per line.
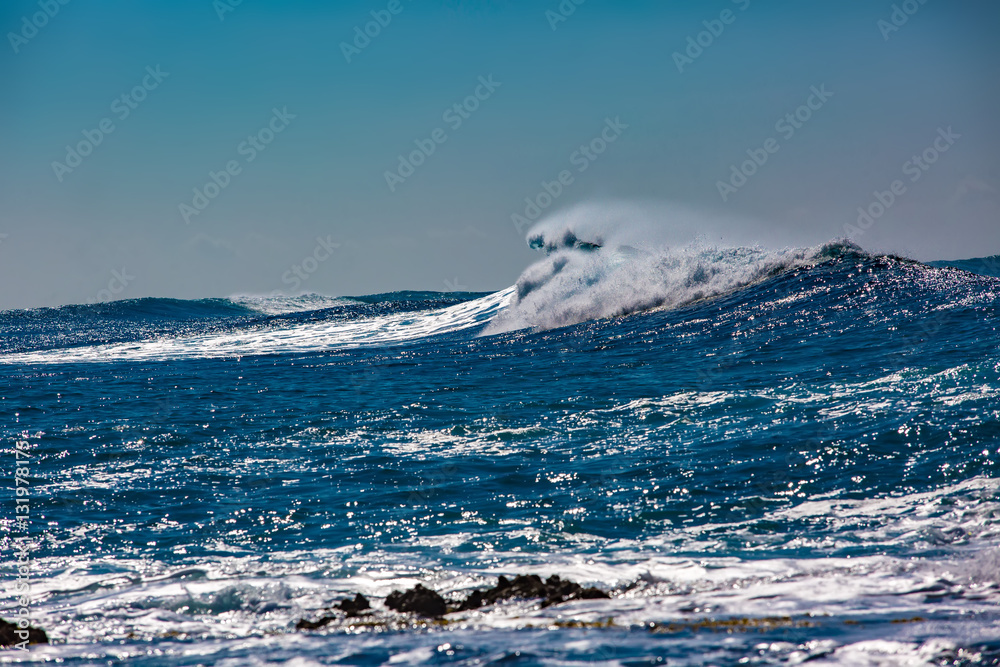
<box><xmin>296</xmin><ymin>575</ymin><xmax>611</xmax><ymax>629</ymax></box>
<box><xmin>464</xmin><ymin>574</ymin><xmax>609</xmax><ymax>610</ymax></box>
<box><xmin>385</xmin><ymin>584</ymin><xmax>447</xmax><ymax>618</ymax></box>
<box><xmin>294</xmin><ymin>593</ymin><xmax>371</xmax><ymax>630</ymax></box>
<box><xmin>0</xmin><ymin>618</ymin><xmax>48</xmax><ymax>646</ymax></box>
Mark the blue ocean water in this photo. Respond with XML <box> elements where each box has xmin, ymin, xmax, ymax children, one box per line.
<box><xmin>2</xmin><ymin>238</ymin><xmax>999</xmax><ymax>665</ymax></box>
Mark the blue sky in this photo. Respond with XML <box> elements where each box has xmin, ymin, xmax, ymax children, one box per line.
<box><xmin>1</xmin><ymin>0</ymin><xmax>998</xmax><ymax>308</ymax></box>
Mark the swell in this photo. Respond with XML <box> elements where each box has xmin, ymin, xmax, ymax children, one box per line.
<box><xmin>0</xmin><ymin>291</ymin><xmax>480</xmax><ymax>321</ymax></box>
<box><xmin>0</xmin><ymin>296</ymin><xmax>260</xmax><ymax>321</ymax></box>
<box><xmin>0</xmin><ymin>288</ymin><xmax>514</xmax><ymax>363</ymax></box>
<box><xmin>928</xmin><ymin>255</ymin><xmax>1000</xmax><ymax>278</ymax></box>
<box><xmin>1</xmin><ymin>240</ymin><xmax>996</xmax><ymax>363</ymax></box>
<box><xmin>0</xmin><ymin>292</ymin><xmax>489</xmax><ymax>356</ymax></box>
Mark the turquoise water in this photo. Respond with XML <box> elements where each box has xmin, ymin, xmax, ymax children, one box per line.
<box><xmin>2</xmin><ymin>242</ymin><xmax>999</xmax><ymax>665</ymax></box>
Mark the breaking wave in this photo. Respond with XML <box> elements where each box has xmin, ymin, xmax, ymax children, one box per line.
<box><xmin>487</xmin><ymin>203</ymin><xmax>861</xmax><ymax>334</ymax></box>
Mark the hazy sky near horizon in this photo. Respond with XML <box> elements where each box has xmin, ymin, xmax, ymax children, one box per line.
<box><xmin>1</xmin><ymin>0</ymin><xmax>998</xmax><ymax>309</ymax></box>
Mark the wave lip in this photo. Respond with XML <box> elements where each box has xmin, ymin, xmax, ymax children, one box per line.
<box><xmin>485</xmin><ymin>236</ymin><xmax>860</xmax><ymax>335</ymax></box>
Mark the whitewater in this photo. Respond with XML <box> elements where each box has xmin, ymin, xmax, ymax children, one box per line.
<box><xmin>1</xmin><ymin>215</ymin><xmax>999</xmax><ymax>665</ymax></box>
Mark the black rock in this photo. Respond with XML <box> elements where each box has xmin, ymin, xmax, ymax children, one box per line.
<box><xmin>296</xmin><ymin>592</ymin><xmax>374</xmax><ymax>630</ymax></box>
<box><xmin>385</xmin><ymin>584</ymin><xmax>447</xmax><ymax>618</ymax></box>
<box><xmin>580</xmin><ymin>587</ymin><xmax>611</xmax><ymax>599</ymax></box>
<box><xmin>299</xmin><ymin>575</ymin><xmax>610</xmax><ymax>626</ymax></box>
<box><xmin>0</xmin><ymin>618</ymin><xmax>48</xmax><ymax>646</ymax></box>
<box><xmin>483</xmin><ymin>574</ymin><xmax>548</xmax><ymax>604</ymax></box>
<box><xmin>458</xmin><ymin>574</ymin><xmax>610</xmax><ymax>611</ymax></box>
<box><xmin>295</xmin><ymin>615</ymin><xmax>336</xmax><ymax>631</ymax></box>
<box><xmin>456</xmin><ymin>589</ymin><xmax>484</xmax><ymax>611</ymax></box>
<box><xmin>337</xmin><ymin>593</ymin><xmax>370</xmax><ymax>617</ymax></box>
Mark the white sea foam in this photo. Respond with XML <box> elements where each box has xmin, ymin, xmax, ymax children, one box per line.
<box><xmin>229</xmin><ymin>293</ymin><xmax>356</xmax><ymax>316</ymax></box>
<box><xmin>10</xmin><ymin>474</ymin><xmax>998</xmax><ymax>660</ymax></box>
<box><xmin>12</xmin><ymin>538</ymin><xmax>1000</xmax><ymax>663</ymax></box>
<box><xmin>0</xmin><ymin>288</ymin><xmax>515</xmax><ymax>364</ymax></box>
<box><xmin>486</xmin><ymin>203</ymin><xmax>856</xmax><ymax>335</ymax></box>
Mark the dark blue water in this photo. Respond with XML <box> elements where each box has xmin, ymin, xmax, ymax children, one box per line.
<box><xmin>2</xmin><ymin>243</ymin><xmax>999</xmax><ymax>665</ymax></box>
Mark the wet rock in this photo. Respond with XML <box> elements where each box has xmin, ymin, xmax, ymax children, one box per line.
<box><xmin>456</xmin><ymin>588</ymin><xmax>485</xmax><ymax>611</ymax></box>
<box><xmin>484</xmin><ymin>574</ymin><xmax>547</xmax><ymax>603</ymax></box>
<box><xmin>296</xmin><ymin>592</ymin><xmax>373</xmax><ymax>630</ymax></box>
<box><xmin>298</xmin><ymin>576</ymin><xmax>610</xmax><ymax>627</ymax></box>
<box><xmin>295</xmin><ymin>615</ymin><xmax>336</xmax><ymax>631</ymax></box>
<box><xmin>385</xmin><ymin>584</ymin><xmax>447</xmax><ymax>618</ymax></box>
<box><xmin>337</xmin><ymin>593</ymin><xmax>370</xmax><ymax>617</ymax></box>
<box><xmin>0</xmin><ymin>618</ymin><xmax>48</xmax><ymax>646</ymax></box>
<box><xmin>539</xmin><ymin>574</ymin><xmax>610</xmax><ymax>608</ymax></box>
<box><xmin>458</xmin><ymin>574</ymin><xmax>609</xmax><ymax>610</ymax></box>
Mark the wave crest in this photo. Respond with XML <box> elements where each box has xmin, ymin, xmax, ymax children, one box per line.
<box><xmin>486</xmin><ymin>225</ymin><xmax>860</xmax><ymax>335</ymax></box>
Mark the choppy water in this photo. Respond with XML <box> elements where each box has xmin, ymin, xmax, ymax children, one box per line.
<box><xmin>2</xmin><ymin>239</ymin><xmax>999</xmax><ymax>665</ymax></box>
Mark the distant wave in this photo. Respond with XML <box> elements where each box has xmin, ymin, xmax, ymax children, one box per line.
<box><xmin>0</xmin><ymin>292</ymin><xmax>482</xmax><ymax>322</ymax></box>
<box><xmin>228</xmin><ymin>294</ymin><xmax>358</xmax><ymax>315</ymax></box>
<box><xmin>1</xmin><ymin>296</ymin><xmax>261</xmax><ymax>320</ymax></box>
<box><xmin>0</xmin><ymin>289</ymin><xmax>513</xmax><ymax>364</ymax></box>
<box><xmin>927</xmin><ymin>255</ymin><xmax>1000</xmax><ymax>278</ymax></box>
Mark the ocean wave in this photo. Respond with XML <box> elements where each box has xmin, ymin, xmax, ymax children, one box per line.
<box><xmin>484</xmin><ymin>237</ymin><xmax>858</xmax><ymax>335</ymax></box>
<box><xmin>0</xmin><ymin>288</ymin><xmax>514</xmax><ymax>364</ymax></box>
<box><xmin>3</xmin><ymin>241</ymin><xmax>992</xmax><ymax>364</ymax></box>
<box><xmin>0</xmin><ymin>296</ymin><xmax>259</xmax><ymax>320</ymax></box>
<box><xmin>228</xmin><ymin>293</ymin><xmax>357</xmax><ymax>316</ymax></box>
<box><xmin>2</xmin><ymin>203</ymin><xmax>995</xmax><ymax>364</ymax></box>
<box><xmin>928</xmin><ymin>255</ymin><xmax>1000</xmax><ymax>278</ymax></box>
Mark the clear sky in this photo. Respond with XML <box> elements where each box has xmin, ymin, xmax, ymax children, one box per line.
<box><xmin>1</xmin><ymin>0</ymin><xmax>998</xmax><ymax>308</ymax></box>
